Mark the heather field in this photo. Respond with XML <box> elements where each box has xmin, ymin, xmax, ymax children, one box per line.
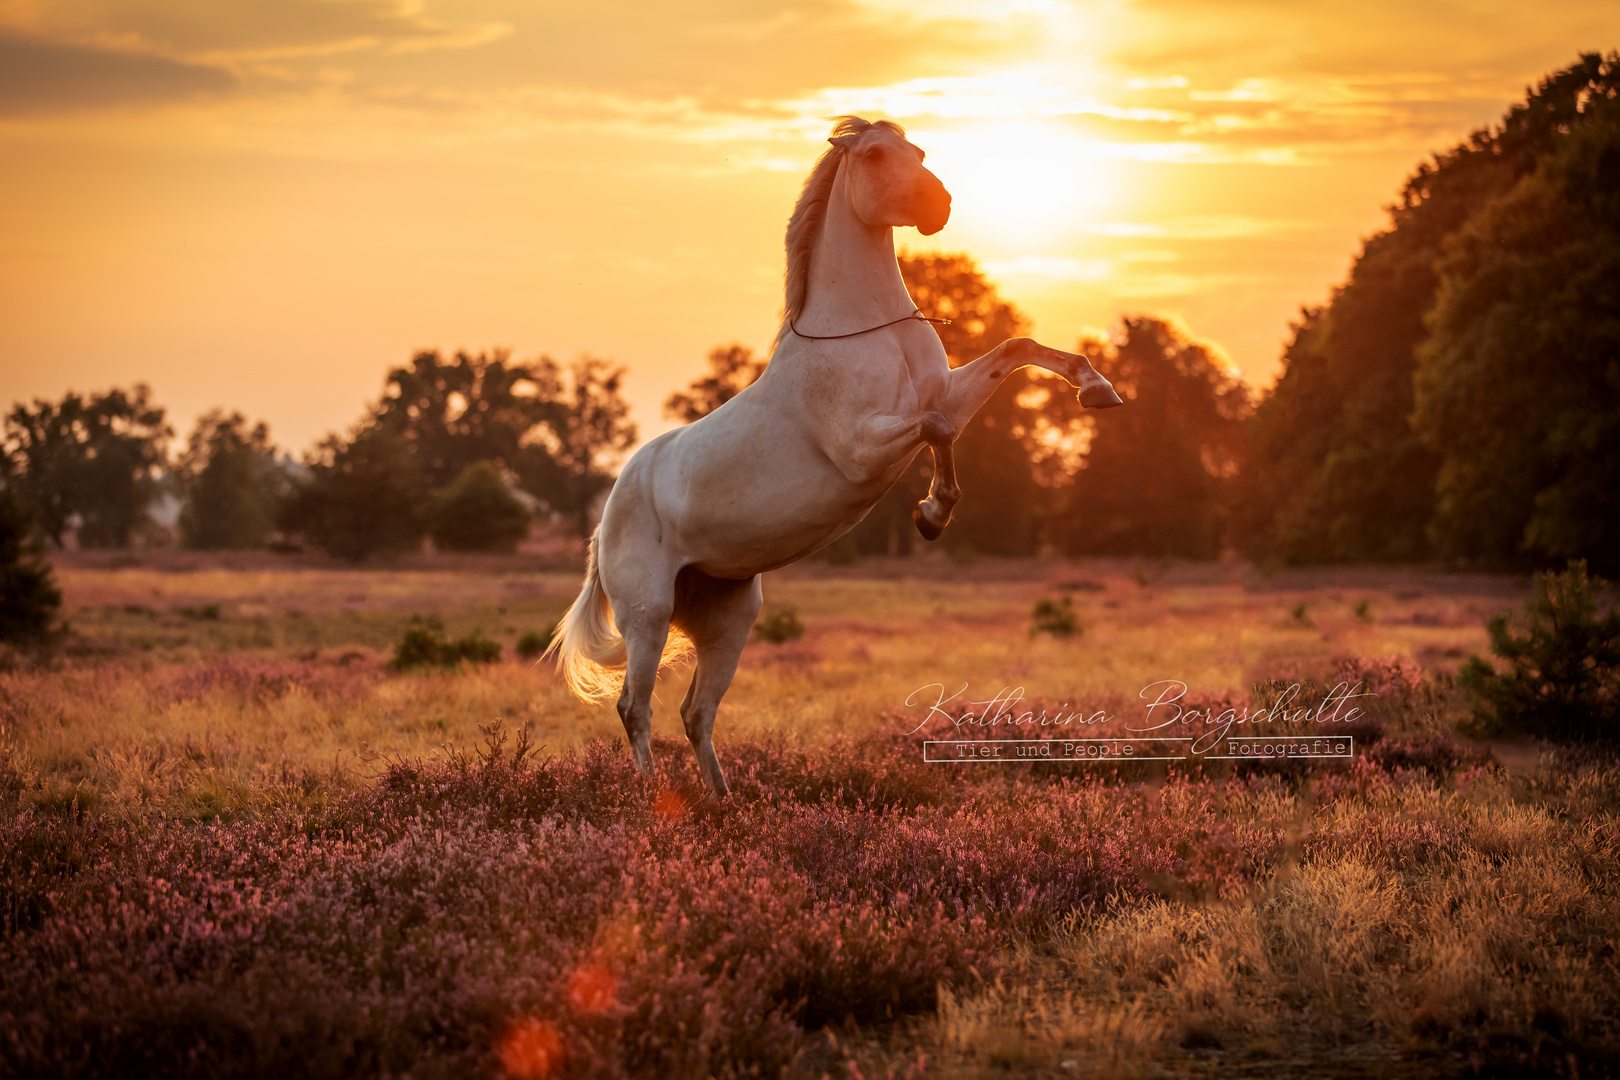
<box><xmin>4</xmin><ymin>553</ymin><xmax>1618</xmax><ymax>1079</ymax></box>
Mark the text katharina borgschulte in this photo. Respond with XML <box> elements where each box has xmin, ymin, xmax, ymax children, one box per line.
<box><xmin>904</xmin><ymin>680</ymin><xmax>1369</xmax><ymax>763</ymax></box>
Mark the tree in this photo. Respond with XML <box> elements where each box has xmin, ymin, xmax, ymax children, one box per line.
<box><xmin>1458</xmin><ymin>560</ymin><xmax>1620</xmax><ymax>740</ymax></box>
<box><xmin>0</xmin><ymin>486</ymin><xmax>61</xmax><ymax>647</ymax></box>
<box><xmin>839</xmin><ymin>252</ymin><xmax>1086</xmax><ymax>558</ymax></box>
<box><xmin>2</xmin><ymin>385</ymin><xmax>171</xmax><ymax>548</ymax></box>
<box><xmin>428</xmin><ymin>461</ymin><xmax>531</xmax><ymax>553</ymax></box>
<box><xmin>1057</xmin><ymin>317</ymin><xmax>1249</xmax><ymax>558</ymax></box>
<box><xmin>176</xmin><ymin>410</ymin><xmax>285</xmax><ymax>550</ymax></box>
<box><xmin>372</xmin><ymin>349</ymin><xmax>562</xmax><ymax>490</ymax></box>
<box><xmin>664</xmin><ymin>345</ymin><xmax>766</xmax><ymax>423</ymax></box>
<box><xmin>279</xmin><ymin>427</ymin><xmax>428</xmax><ymax>560</ymax></box>
<box><xmin>1413</xmin><ymin>91</ymin><xmax>1620</xmax><ymax>570</ymax></box>
<box><xmin>518</xmin><ymin>357</ymin><xmax>637</xmax><ymax>537</ymax></box>
<box><xmin>1238</xmin><ymin>53</ymin><xmax>1620</xmax><ymax>564</ymax></box>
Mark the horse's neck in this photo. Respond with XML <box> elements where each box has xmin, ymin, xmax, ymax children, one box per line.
<box><xmin>799</xmin><ymin>172</ymin><xmax>913</xmax><ymax>331</ymax></box>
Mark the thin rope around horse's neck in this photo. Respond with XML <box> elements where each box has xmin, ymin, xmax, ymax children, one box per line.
<box><xmin>789</xmin><ymin>308</ymin><xmax>951</xmax><ymax>341</ymax></box>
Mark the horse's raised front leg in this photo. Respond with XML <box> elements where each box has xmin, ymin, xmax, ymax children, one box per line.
<box><xmin>913</xmin><ymin>411</ymin><xmax>959</xmax><ymax>541</ymax></box>
<box><xmin>936</xmin><ymin>338</ymin><xmax>1123</xmax><ymax>434</ymax></box>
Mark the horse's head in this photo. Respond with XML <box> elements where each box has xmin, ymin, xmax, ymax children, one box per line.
<box><xmin>830</xmin><ymin>124</ymin><xmax>951</xmax><ymax>236</ymax></box>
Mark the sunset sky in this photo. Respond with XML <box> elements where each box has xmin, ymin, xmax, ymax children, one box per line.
<box><xmin>1</xmin><ymin>0</ymin><xmax>1614</xmax><ymax>453</ymax></box>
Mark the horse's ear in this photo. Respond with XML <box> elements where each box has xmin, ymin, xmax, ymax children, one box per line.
<box><xmin>828</xmin><ymin>134</ymin><xmax>860</xmax><ymax>150</ymax></box>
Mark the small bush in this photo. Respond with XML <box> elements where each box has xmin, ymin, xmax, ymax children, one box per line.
<box><xmin>176</xmin><ymin>603</ymin><xmax>221</xmax><ymax>621</ymax></box>
<box><xmin>0</xmin><ymin>487</ymin><xmax>62</xmax><ymax>648</ymax></box>
<box><xmin>755</xmin><ymin>605</ymin><xmax>805</xmax><ymax>644</ymax></box>
<box><xmin>428</xmin><ymin>461</ymin><xmax>531</xmax><ymax>553</ymax></box>
<box><xmin>391</xmin><ymin>616</ymin><xmax>503</xmax><ymax>671</ymax></box>
<box><xmin>1031</xmin><ymin>596</ymin><xmax>1079</xmax><ymax>638</ymax></box>
<box><xmin>516</xmin><ymin>626</ymin><xmax>554</xmax><ymax>661</ymax></box>
<box><xmin>1459</xmin><ymin>560</ymin><xmax>1620</xmax><ymax>741</ymax></box>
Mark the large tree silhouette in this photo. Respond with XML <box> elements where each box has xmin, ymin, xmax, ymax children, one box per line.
<box><xmin>516</xmin><ymin>357</ymin><xmax>637</xmax><ymax>537</ymax></box>
<box><xmin>177</xmin><ymin>410</ymin><xmax>284</xmax><ymax>550</ymax></box>
<box><xmin>372</xmin><ymin>349</ymin><xmax>561</xmax><ymax>489</ymax></box>
<box><xmin>838</xmin><ymin>252</ymin><xmax>1086</xmax><ymax>558</ymax></box>
<box><xmin>2</xmin><ymin>385</ymin><xmax>171</xmax><ymax>548</ymax></box>
<box><xmin>280</xmin><ymin>426</ymin><xmax>429</xmax><ymax>561</ymax></box>
<box><xmin>1056</xmin><ymin>317</ymin><xmax>1249</xmax><ymax>558</ymax></box>
<box><xmin>664</xmin><ymin>345</ymin><xmax>765</xmax><ymax>423</ymax></box>
<box><xmin>1413</xmin><ymin>87</ymin><xmax>1620</xmax><ymax>571</ymax></box>
<box><xmin>1238</xmin><ymin>52</ymin><xmax>1620</xmax><ymax>565</ymax></box>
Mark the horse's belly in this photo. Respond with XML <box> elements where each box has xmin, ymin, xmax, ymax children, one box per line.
<box><xmin>675</xmin><ymin>471</ymin><xmax>886</xmax><ymax>577</ymax></box>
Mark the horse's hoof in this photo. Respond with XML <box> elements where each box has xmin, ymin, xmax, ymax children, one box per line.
<box><xmin>913</xmin><ymin>507</ymin><xmax>946</xmax><ymax>541</ymax></box>
<box><xmin>1080</xmin><ymin>385</ymin><xmax>1124</xmax><ymax>409</ymax></box>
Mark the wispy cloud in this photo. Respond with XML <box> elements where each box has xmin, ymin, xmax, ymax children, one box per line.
<box><xmin>0</xmin><ymin>33</ymin><xmax>233</xmax><ymax>115</ymax></box>
<box><xmin>983</xmin><ymin>255</ymin><xmax>1112</xmax><ymax>281</ymax></box>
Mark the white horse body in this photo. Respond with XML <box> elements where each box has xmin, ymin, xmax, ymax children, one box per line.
<box><xmin>550</xmin><ymin>116</ymin><xmax>1122</xmax><ymax>795</ymax></box>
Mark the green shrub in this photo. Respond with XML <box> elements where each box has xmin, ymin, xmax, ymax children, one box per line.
<box><xmin>755</xmin><ymin>606</ymin><xmax>805</xmax><ymax>644</ymax></box>
<box><xmin>0</xmin><ymin>487</ymin><xmax>61</xmax><ymax>647</ymax></box>
<box><xmin>1030</xmin><ymin>596</ymin><xmax>1079</xmax><ymax>638</ymax></box>
<box><xmin>516</xmin><ymin>626</ymin><xmax>554</xmax><ymax>661</ymax></box>
<box><xmin>428</xmin><ymin>461</ymin><xmax>530</xmax><ymax>553</ymax></box>
<box><xmin>392</xmin><ymin>616</ymin><xmax>503</xmax><ymax>671</ymax></box>
<box><xmin>1459</xmin><ymin>560</ymin><xmax>1620</xmax><ymax>741</ymax></box>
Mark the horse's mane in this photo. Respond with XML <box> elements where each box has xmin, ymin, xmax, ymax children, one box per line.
<box><xmin>776</xmin><ymin>115</ymin><xmax>907</xmax><ymax>346</ymax></box>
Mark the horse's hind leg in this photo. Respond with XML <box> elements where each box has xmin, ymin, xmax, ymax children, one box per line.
<box><xmin>607</xmin><ymin>572</ymin><xmax>676</xmax><ymax>778</ymax></box>
<box><xmin>675</xmin><ymin>570</ymin><xmax>762</xmax><ymax>797</ymax></box>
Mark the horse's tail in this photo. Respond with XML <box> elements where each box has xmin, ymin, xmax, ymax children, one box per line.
<box><xmin>544</xmin><ymin>528</ymin><xmax>692</xmax><ymax>704</ymax></box>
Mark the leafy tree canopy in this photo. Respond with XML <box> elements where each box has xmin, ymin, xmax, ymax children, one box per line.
<box><xmin>1</xmin><ymin>385</ymin><xmax>170</xmax><ymax>549</ymax></box>
<box><xmin>1414</xmin><ymin>90</ymin><xmax>1620</xmax><ymax>570</ymax></box>
<box><xmin>177</xmin><ymin>410</ymin><xmax>285</xmax><ymax>551</ymax></box>
<box><xmin>840</xmin><ymin>252</ymin><xmax>1088</xmax><ymax>558</ymax></box>
<box><xmin>429</xmin><ymin>461</ymin><xmax>531</xmax><ymax>554</ymax></box>
<box><xmin>373</xmin><ymin>349</ymin><xmax>562</xmax><ymax>490</ymax></box>
<box><xmin>664</xmin><ymin>345</ymin><xmax>766</xmax><ymax>424</ymax></box>
<box><xmin>517</xmin><ymin>356</ymin><xmax>637</xmax><ymax>538</ymax></box>
<box><xmin>279</xmin><ymin>426</ymin><xmax>428</xmax><ymax>561</ymax></box>
<box><xmin>1059</xmin><ymin>316</ymin><xmax>1249</xmax><ymax>559</ymax></box>
<box><xmin>1239</xmin><ymin>52</ymin><xmax>1620</xmax><ymax>566</ymax></box>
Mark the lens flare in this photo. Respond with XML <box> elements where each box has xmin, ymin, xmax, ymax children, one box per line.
<box><xmin>654</xmin><ymin>789</ymin><xmax>689</xmax><ymax>822</ymax></box>
<box><xmin>566</xmin><ymin>962</ymin><xmax>619</xmax><ymax>1013</ymax></box>
<box><xmin>496</xmin><ymin>1018</ymin><xmax>564</xmax><ymax>1079</ymax></box>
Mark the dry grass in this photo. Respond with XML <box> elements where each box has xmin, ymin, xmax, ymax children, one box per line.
<box><xmin>10</xmin><ymin>554</ymin><xmax>1509</xmax><ymax>820</ymax></box>
<box><xmin>5</xmin><ymin>552</ymin><xmax>1615</xmax><ymax>1078</ymax></box>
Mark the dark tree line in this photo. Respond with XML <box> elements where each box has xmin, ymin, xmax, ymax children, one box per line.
<box><xmin>2</xmin><ymin>386</ymin><xmax>170</xmax><ymax>549</ymax></box>
<box><xmin>1</xmin><ymin>350</ymin><xmax>637</xmax><ymax>562</ymax></box>
<box><xmin>6</xmin><ymin>54</ymin><xmax>1613</xmax><ymax>574</ymax></box>
<box><xmin>279</xmin><ymin>349</ymin><xmax>634</xmax><ymax>557</ymax></box>
<box><xmin>1238</xmin><ymin>51</ymin><xmax>1620</xmax><ymax>572</ymax></box>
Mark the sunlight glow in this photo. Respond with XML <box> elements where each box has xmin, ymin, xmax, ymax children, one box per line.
<box><xmin>920</xmin><ymin>119</ymin><xmax>1118</xmax><ymax>234</ymax></box>
<box><xmin>1</xmin><ymin>0</ymin><xmax>1611</xmax><ymax>441</ymax></box>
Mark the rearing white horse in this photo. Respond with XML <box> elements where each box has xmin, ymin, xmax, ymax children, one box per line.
<box><xmin>548</xmin><ymin>115</ymin><xmax>1122</xmax><ymax>796</ymax></box>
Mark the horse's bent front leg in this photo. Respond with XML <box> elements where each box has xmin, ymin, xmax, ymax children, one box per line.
<box><xmin>913</xmin><ymin>411</ymin><xmax>959</xmax><ymax>541</ymax></box>
<box><xmin>936</xmin><ymin>339</ymin><xmax>1122</xmax><ymax>433</ymax></box>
